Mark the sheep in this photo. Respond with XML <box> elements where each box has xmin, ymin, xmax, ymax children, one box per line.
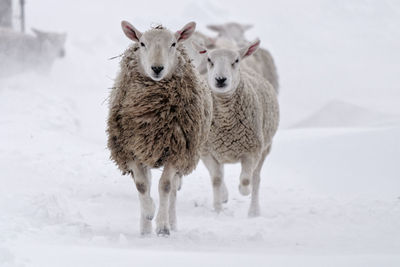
<box><xmin>0</xmin><ymin>27</ymin><xmax>66</xmax><ymax>76</ymax></box>
<box><xmin>207</xmin><ymin>22</ymin><xmax>279</xmax><ymax>93</ymax></box>
<box><xmin>184</xmin><ymin>31</ymin><xmax>217</xmax><ymax>76</ymax></box>
<box><xmin>193</xmin><ymin>39</ymin><xmax>279</xmax><ymax>217</ymax></box>
<box><xmin>207</xmin><ymin>22</ymin><xmax>253</xmax><ymax>47</ymax></box>
<box><xmin>107</xmin><ymin>21</ymin><xmax>212</xmax><ymax>236</ymax></box>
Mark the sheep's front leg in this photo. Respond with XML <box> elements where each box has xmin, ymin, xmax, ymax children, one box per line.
<box><xmin>128</xmin><ymin>161</ymin><xmax>155</xmax><ymax>235</ymax></box>
<box><xmin>239</xmin><ymin>154</ymin><xmax>258</xmax><ymax>196</ymax></box>
<box><xmin>202</xmin><ymin>154</ymin><xmax>228</xmax><ymax>212</ymax></box>
<box><xmin>156</xmin><ymin>164</ymin><xmax>176</xmax><ymax>236</ymax></box>
<box><xmin>168</xmin><ymin>174</ymin><xmax>180</xmax><ymax>231</ymax></box>
<box><xmin>249</xmin><ymin>146</ymin><xmax>271</xmax><ymax>217</ymax></box>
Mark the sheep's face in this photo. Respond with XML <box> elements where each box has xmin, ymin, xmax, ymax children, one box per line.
<box><xmin>206</xmin><ymin>49</ymin><xmax>241</xmax><ymax>94</ymax></box>
<box><xmin>32</xmin><ymin>28</ymin><xmax>67</xmax><ymax>58</ymax></box>
<box><xmin>121</xmin><ymin>21</ymin><xmax>196</xmax><ymax>81</ymax></box>
<box><xmin>137</xmin><ymin>30</ymin><xmax>179</xmax><ymax>81</ymax></box>
<box><xmin>207</xmin><ymin>22</ymin><xmax>252</xmax><ymax>46</ymax></box>
<box><xmin>195</xmin><ymin>39</ymin><xmax>260</xmax><ymax>95</ymax></box>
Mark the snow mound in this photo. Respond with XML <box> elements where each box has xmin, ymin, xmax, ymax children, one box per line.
<box><xmin>292</xmin><ymin>100</ymin><xmax>400</xmax><ymax>128</ymax></box>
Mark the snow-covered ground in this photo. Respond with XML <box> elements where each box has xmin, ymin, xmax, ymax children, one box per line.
<box><xmin>1</xmin><ymin>0</ymin><xmax>400</xmax><ymax>266</ymax></box>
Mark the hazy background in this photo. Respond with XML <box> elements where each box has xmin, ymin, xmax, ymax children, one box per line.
<box><xmin>24</xmin><ymin>0</ymin><xmax>400</xmax><ymax>126</ymax></box>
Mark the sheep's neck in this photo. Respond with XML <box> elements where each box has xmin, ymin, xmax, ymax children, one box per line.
<box><xmin>212</xmin><ymin>79</ymin><xmax>244</xmax><ymax>113</ymax></box>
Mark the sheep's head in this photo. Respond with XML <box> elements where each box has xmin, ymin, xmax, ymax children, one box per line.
<box><xmin>121</xmin><ymin>21</ymin><xmax>196</xmax><ymax>81</ymax></box>
<box><xmin>207</xmin><ymin>22</ymin><xmax>252</xmax><ymax>46</ymax></box>
<box><xmin>32</xmin><ymin>28</ymin><xmax>67</xmax><ymax>58</ymax></box>
<box><xmin>186</xmin><ymin>32</ymin><xmax>217</xmax><ymax>74</ymax></box>
<box><xmin>193</xmin><ymin>39</ymin><xmax>260</xmax><ymax>94</ymax></box>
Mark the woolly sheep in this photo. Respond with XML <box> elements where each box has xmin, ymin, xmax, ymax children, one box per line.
<box><xmin>107</xmin><ymin>21</ymin><xmax>212</xmax><ymax>236</ymax></box>
<box><xmin>207</xmin><ymin>22</ymin><xmax>279</xmax><ymax>93</ymax></box>
<box><xmin>0</xmin><ymin>27</ymin><xmax>66</xmax><ymax>76</ymax></box>
<box><xmin>194</xmin><ymin>39</ymin><xmax>279</xmax><ymax>217</ymax></box>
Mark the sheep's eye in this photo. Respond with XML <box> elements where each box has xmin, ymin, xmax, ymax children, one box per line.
<box><xmin>171</xmin><ymin>42</ymin><xmax>176</xmax><ymax>47</ymax></box>
<box><xmin>235</xmin><ymin>59</ymin><xmax>239</xmax><ymax>63</ymax></box>
<box><xmin>140</xmin><ymin>42</ymin><xmax>145</xmax><ymax>47</ymax></box>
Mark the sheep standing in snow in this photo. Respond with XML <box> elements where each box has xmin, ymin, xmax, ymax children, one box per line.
<box><xmin>107</xmin><ymin>21</ymin><xmax>212</xmax><ymax>236</ymax></box>
<box><xmin>0</xmin><ymin>28</ymin><xmax>66</xmax><ymax>76</ymax></box>
<box><xmin>194</xmin><ymin>39</ymin><xmax>279</xmax><ymax>217</ymax></box>
<box><xmin>207</xmin><ymin>22</ymin><xmax>279</xmax><ymax>93</ymax></box>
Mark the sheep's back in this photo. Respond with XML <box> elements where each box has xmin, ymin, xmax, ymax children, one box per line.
<box><xmin>242</xmin><ymin>47</ymin><xmax>279</xmax><ymax>94</ymax></box>
<box><xmin>242</xmin><ymin>68</ymin><xmax>279</xmax><ymax>147</ymax></box>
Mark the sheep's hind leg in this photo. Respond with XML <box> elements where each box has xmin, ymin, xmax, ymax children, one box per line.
<box><xmin>239</xmin><ymin>154</ymin><xmax>258</xmax><ymax>196</ymax></box>
<box><xmin>248</xmin><ymin>146</ymin><xmax>271</xmax><ymax>217</ymax></box>
<box><xmin>176</xmin><ymin>173</ymin><xmax>183</xmax><ymax>191</ymax></box>
<box><xmin>156</xmin><ymin>164</ymin><xmax>176</xmax><ymax>236</ymax></box>
<box><xmin>168</xmin><ymin>174</ymin><xmax>179</xmax><ymax>231</ymax></box>
<box><xmin>128</xmin><ymin>161</ymin><xmax>155</xmax><ymax>235</ymax></box>
<box><xmin>202</xmin><ymin>154</ymin><xmax>227</xmax><ymax>212</ymax></box>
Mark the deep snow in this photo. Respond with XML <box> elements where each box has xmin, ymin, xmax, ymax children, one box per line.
<box><xmin>1</xmin><ymin>0</ymin><xmax>400</xmax><ymax>266</ymax></box>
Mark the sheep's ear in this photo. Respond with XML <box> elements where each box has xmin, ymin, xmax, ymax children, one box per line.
<box><xmin>121</xmin><ymin>20</ymin><xmax>142</xmax><ymax>42</ymax></box>
<box><xmin>192</xmin><ymin>41</ymin><xmax>207</xmax><ymax>55</ymax></box>
<box><xmin>206</xmin><ymin>37</ymin><xmax>217</xmax><ymax>48</ymax></box>
<box><xmin>207</xmin><ymin>24</ymin><xmax>223</xmax><ymax>33</ymax></box>
<box><xmin>241</xmin><ymin>24</ymin><xmax>253</xmax><ymax>31</ymax></box>
<box><xmin>175</xmin><ymin>21</ymin><xmax>196</xmax><ymax>43</ymax></box>
<box><xmin>239</xmin><ymin>38</ymin><xmax>260</xmax><ymax>59</ymax></box>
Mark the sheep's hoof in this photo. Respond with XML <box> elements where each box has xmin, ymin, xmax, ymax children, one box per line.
<box><xmin>213</xmin><ymin>203</ymin><xmax>223</xmax><ymax>213</ymax></box>
<box><xmin>248</xmin><ymin>207</ymin><xmax>260</xmax><ymax>218</ymax></box>
<box><xmin>239</xmin><ymin>183</ymin><xmax>251</xmax><ymax>196</ymax></box>
<box><xmin>140</xmin><ymin>219</ymin><xmax>152</xmax><ymax>235</ymax></box>
<box><xmin>169</xmin><ymin>221</ymin><xmax>177</xmax><ymax>232</ymax></box>
<box><xmin>156</xmin><ymin>226</ymin><xmax>170</xmax><ymax>237</ymax></box>
<box><xmin>146</xmin><ymin>215</ymin><xmax>154</xmax><ymax>220</ymax></box>
<box><xmin>140</xmin><ymin>228</ymin><xmax>152</xmax><ymax>235</ymax></box>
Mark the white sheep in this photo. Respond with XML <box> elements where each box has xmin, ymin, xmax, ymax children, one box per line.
<box><xmin>207</xmin><ymin>22</ymin><xmax>279</xmax><ymax>93</ymax></box>
<box><xmin>0</xmin><ymin>27</ymin><xmax>66</xmax><ymax>76</ymax></box>
<box><xmin>107</xmin><ymin>21</ymin><xmax>212</xmax><ymax>236</ymax></box>
<box><xmin>194</xmin><ymin>39</ymin><xmax>279</xmax><ymax>217</ymax></box>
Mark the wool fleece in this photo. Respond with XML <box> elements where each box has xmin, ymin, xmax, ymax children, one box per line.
<box><xmin>107</xmin><ymin>42</ymin><xmax>212</xmax><ymax>175</ymax></box>
<box><xmin>205</xmin><ymin>69</ymin><xmax>279</xmax><ymax>164</ymax></box>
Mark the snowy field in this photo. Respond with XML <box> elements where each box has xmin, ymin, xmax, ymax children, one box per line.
<box><xmin>1</xmin><ymin>0</ymin><xmax>400</xmax><ymax>266</ymax></box>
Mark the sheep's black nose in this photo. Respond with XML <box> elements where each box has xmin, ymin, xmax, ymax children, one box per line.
<box><xmin>215</xmin><ymin>77</ymin><xmax>227</xmax><ymax>87</ymax></box>
<box><xmin>151</xmin><ymin>66</ymin><xmax>164</xmax><ymax>75</ymax></box>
